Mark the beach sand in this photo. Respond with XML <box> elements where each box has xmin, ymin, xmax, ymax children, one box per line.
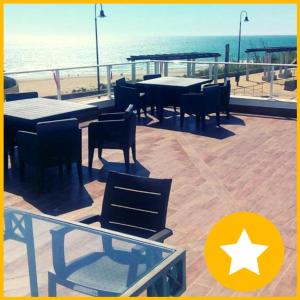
<box><xmin>15</xmin><ymin>69</ymin><xmax>296</xmax><ymax>101</ymax></box>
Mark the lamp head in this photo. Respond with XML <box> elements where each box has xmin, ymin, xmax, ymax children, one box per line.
<box><xmin>244</xmin><ymin>15</ymin><xmax>249</xmax><ymax>22</ymax></box>
<box><xmin>98</xmin><ymin>4</ymin><xmax>106</xmax><ymax>18</ymax></box>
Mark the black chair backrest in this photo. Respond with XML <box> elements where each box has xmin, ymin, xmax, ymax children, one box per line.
<box><xmin>115</xmin><ymin>77</ymin><xmax>127</xmax><ymax>87</ymax></box>
<box><xmin>203</xmin><ymin>85</ymin><xmax>221</xmax><ymax>112</ymax></box>
<box><xmin>6</xmin><ymin>91</ymin><xmax>38</xmax><ymax>102</ymax></box>
<box><xmin>222</xmin><ymin>80</ymin><xmax>231</xmax><ymax>102</ymax></box>
<box><xmin>143</xmin><ymin>74</ymin><xmax>161</xmax><ymax>81</ymax></box>
<box><xmin>36</xmin><ymin>118</ymin><xmax>80</xmax><ymax>159</ymax></box>
<box><xmin>114</xmin><ymin>86</ymin><xmax>139</xmax><ymax>111</ymax></box>
<box><xmin>101</xmin><ymin>171</ymin><xmax>172</xmax><ymax>238</ymax></box>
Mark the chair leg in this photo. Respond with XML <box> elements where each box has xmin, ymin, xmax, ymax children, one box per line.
<box><xmin>173</xmin><ymin>106</ymin><xmax>177</xmax><ymax>112</ymax></box>
<box><xmin>123</xmin><ymin>147</ymin><xmax>130</xmax><ymax>172</ymax></box>
<box><xmin>143</xmin><ymin>106</ymin><xmax>147</xmax><ymax>118</ymax></box>
<box><xmin>216</xmin><ymin>111</ymin><xmax>221</xmax><ymax>126</ymax></box>
<box><xmin>180</xmin><ymin>110</ymin><xmax>185</xmax><ymax>128</ymax></box>
<box><xmin>131</xmin><ymin>143</ymin><xmax>137</xmax><ymax>162</ymax></box>
<box><xmin>137</xmin><ymin>109</ymin><xmax>141</xmax><ymax>121</ymax></box>
<box><xmin>158</xmin><ymin>107</ymin><xmax>164</xmax><ymax>122</ymax></box>
<box><xmin>98</xmin><ymin>147</ymin><xmax>103</xmax><ymax>160</ymax></box>
<box><xmin>77</xmin><ymin>161</ymin><xmax>83</xmax><ymax>184</ymax></box>
<box><xmin>226</xmin><ymin>106</ymin><xmax>230</xmax><ymax>119</ymax></box>
<box><xmin>151</xmin><ymin>105</ymin><xmax>155</xmax><ymax>115</ymax></box>
<box><xmin>88</xmin><ymin>147</ymin><xmax>94</xmax><ymax>168</ymax></box>
<box><xmin>201</xmin><ymin>115</ymin><xmax>206</xmax><ymax>131</ymax></box>
<box><xmin>19</xmin><ymin>160</ymin><xmax>25</xmax><ymax>182</ymax></box>
<box><xmin>196</xmin><ymin>114</ymin><xmax>200</xmax><ymax>129</ymax></box>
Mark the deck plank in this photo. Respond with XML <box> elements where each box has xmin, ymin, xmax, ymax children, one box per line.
<box><xmin>4</xmin><ymin>111</ymin><xmax>296</xmax><ymax>296</ymax></box>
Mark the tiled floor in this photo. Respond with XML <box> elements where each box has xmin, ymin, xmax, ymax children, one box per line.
<box><xmin>4</xmin><ymin>110</ymin><xmax>296</xmax><ymax>296</ymax></box>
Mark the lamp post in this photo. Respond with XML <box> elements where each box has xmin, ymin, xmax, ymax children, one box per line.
<box><xmin>236</xmin><ymin>10</ymin><xmax>249</xmax><ymax>86</ymax></box>
<box><xmin>94</xmin><ymin>4</ymin><xmax>106</xmax><ymax>96</ymax></box>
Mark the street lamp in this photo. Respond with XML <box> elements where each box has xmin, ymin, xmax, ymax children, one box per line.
<box><xmin>94</xmin><ymin>4</ymin><xmax>106</xmax><ymax>96</ymax></box>
<box><xmin>236</xmin><ymin>10</ymin><xmax>249</xmax><ymax>86</ymax></box>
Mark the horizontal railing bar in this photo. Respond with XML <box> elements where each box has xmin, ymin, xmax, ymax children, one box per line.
<box><xmin>4</xmin><ymin>60</ymin><xmax>296</xmax><ymax>76</ymax></box>
<box><xmin>4</xmin><ymin>61</ymin><xmax>150</xmax><ymax>75</ymax></box>
<box><xmin>149</xmin><ymin>60</ymin><xmax>297</xmax><ymax>67</ymax></box>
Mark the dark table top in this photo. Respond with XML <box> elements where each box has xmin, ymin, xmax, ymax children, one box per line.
<box><xmin>137</xmin><ymin>76</ymin><xmax>212</xmax><ymax>88</ymax></box>
<box><xmin>4</xmin><ymin>98</ymin><xmax>98</xmax><ymax>121</ymax></box>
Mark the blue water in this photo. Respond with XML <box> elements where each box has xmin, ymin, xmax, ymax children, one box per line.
<box><xmin>4</xmin><ymin>35</ymin><xmax>296</xmax><ymax>75</ymax></box>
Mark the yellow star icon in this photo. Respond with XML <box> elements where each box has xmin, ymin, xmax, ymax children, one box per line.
<box><xmin>204</xmin><ymin>212</ymin><xmax>284</xmax><ymax>292</ymax></box>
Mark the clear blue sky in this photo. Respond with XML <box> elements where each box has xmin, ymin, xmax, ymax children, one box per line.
<box><xmin>4</xmin><ymin>4</ymin><xmax>297</xmax><ymax>44</ymax></box>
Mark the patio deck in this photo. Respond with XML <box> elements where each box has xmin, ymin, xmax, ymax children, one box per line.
<box><xmin>4</xmin><ymin>110</ymin><xmax>296</xmax><ymax>296</ymax></box>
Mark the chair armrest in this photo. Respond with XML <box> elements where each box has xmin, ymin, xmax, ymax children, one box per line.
<box><xmin>149</xmin><ymin>228</ymin><xmax>173</xmax><ymax>243</ymax></box>
<box><xmin>78</xmin><ymin>214</ymin><xmax>102</xmax><ymax>225</ymax></box>
<box><xmin>98</xmin><ymin>112</ymin><xmax>125</xmax><ymax>121</ymax></box>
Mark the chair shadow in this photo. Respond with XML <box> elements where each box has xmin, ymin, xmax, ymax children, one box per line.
<box><xmin>4</xmin><ymin>164</ymin><xmax>95</xmax><ymax>216</ymax></box>
<box><xmin>144</xmin><ymin>108</ymin><xmax>243</xmax><ymax>140</ymax></box>
<box><xmin>88</xmin><ymin>158</ymin><xmax>150</xmax><ymax>183</ymax></box>
<box><xmin>5</xmin><ymin>156</ymin><xmax>150</xmax><ymax>215</ymax></box>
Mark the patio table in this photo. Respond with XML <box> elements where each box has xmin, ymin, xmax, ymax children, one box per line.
<box><xmin>4</xmin><ymin>98</ymin><xmax>98</xmax><ymax>172</ymax></box>
<box><xmin>136</xmin><ymin>76</ymin><xmax>212</xmax><ymax>120</ymax></box>
<box><xmin>4</xmin><ymin>97</ymin><xmax>98</xmax><ymax>130</ymax></box>
<box><xmin>4</xmin><ymin>208</ymin><xmax>186</xmax><ymax>297</ymax></box>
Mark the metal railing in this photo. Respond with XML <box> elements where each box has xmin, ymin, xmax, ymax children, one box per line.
<box><xmin>4</xmin><ymin>60</ymin><xmax>297</xmax><ymax>101</ymax></box>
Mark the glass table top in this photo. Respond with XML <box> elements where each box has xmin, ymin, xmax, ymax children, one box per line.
<box><xmin>4</xmin><ymin>208</ymin><xmax>176</xmax><ymax>297</ymax></box>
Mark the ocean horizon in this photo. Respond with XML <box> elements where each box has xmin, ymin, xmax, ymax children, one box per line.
<box><xmin>5</xmin><ymin>34</ymin><xmax>296</xmax><ymax>77</ymax></box>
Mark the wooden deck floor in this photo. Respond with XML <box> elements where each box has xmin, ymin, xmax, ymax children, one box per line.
<box><xmin>4</xmin><ymin>111</ymin><xmax>296</xmax><ymax>296</ymax></box>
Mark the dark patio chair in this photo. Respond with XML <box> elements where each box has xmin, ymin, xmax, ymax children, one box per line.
<box><xmin>88</xmin><ymin>105</ymin><xmax>136</xmax><ymax>172</ymax></box>
<box><xmin>5</xmin><ymin>91</ymin><xmax>38</xmax><ymax>101</ymax></box>
<box><xmin>115</xmin><ymin>77</ymin><xmax>137</xmax><ymax>89</ymax></box>
<box><xmin>114</xmin><ymin>85</ymin><xmax>147</xmax><ymax>121</ymax></box>
<box><xmin>48</xmin><ymin>171</ymin><xmax>173</xmax><ymax>296</ymax></box>
<box><xmin>180</xmin><ymin>84</ymin><xmax>221</xmax><ymax>130</ymax></box>
<box><xmin>17</xmin><ymin>118</ymin><xmax>82</xmax><ymax>191</ymax></box>
<box><xmin>142</xmin><ymin>74</ymin><xmax>162</xmax><ymax>115</ymax></box>
<box><xmin>203</xmin><ymin>81</ymin><xmax>231</xmax><ymax>118</ymax></box>
<box><xmin>143</xmin><ymin>74</ymin><xmax>161</xmax><ymax>81</ymax></box>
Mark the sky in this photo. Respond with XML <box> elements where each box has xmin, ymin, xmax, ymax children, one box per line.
<box><xmin>4</xmin><ymin>4</ymin><xmax>297</xmax><ymax>45</ymax></box>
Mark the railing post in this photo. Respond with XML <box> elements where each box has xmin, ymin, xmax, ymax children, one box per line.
<box><xmin>146</xmin><ymin>62</ymin><xmax>150</xmax><ymax>75</ymax></box>
<box><xmin>209</xmin><ymin>64</ymin><xmax>213</xmax><ymax>80</ymax></box>
<box><xmin>246</xmin><ymin>53</ymin><xmax>250</xmax><ymax>81</ymax></box>
<box><xmin>214</xmin><ymin>57</ymin><xmax>218</xmax><ymax>84</ymax></box>
<box><xmin>131</xmin><ymin>62</ymin><xmax>136</xmax><ymax>83</ymax></box>
<box><xmin>187</xmin><ymin>60</ymin><xmax>191</xmax><ymax>77</ymax></box>
<box><xmin>269</xmin><ymin>66</ymin><xmax>274</xmax><ymax>99</ymax></box>
<box><xmin>163</xmin><ymin>62</ymin><xmax>168</xmax><ymax>77</ymax></box>
<box><xmin>191</xmin><ymin>60</ymin><xmax>196</xmax><ymax>77</ymax></box>
<box><xmin>106</xmin><ymin>65</ymin><xmax>112</xmax><ymax>99</ymax></box>
<box><xmin>55</xmin><ymin>70</ymin><xmax>62</xmax><ymax>100</ymax></box>
<box><xmin>160</xmin><ymin>62</ymin><xmax>164</xmax><ymax>75</ymax></box>
<box><xmin>154</xmin><ymin>62</ymin><xmax>159</xmax><ymax>74</ymax></box>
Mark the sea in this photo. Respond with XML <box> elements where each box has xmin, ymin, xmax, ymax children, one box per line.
<box><xmin>4</xmin><ymin>35</ymin><xmax>296</xmax><ymax>78</ymax></box>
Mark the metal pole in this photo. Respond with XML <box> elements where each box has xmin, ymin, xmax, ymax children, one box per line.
<box><xmin>269</xmin><ymin>66</ymin><xmax>274</xmax><ymax>99</ymax></box>
<box><xmin>131</xmin><ymin>62</ymin><xmax>136</xmax><ymax>83</ymax></box>
<box><xmin>95</xmin><ymin>4</ymin><xmax>101</xmax><ymax>96</ymax></box>
<box><xmin>106</xmin><ymin>65</ymin><xmax>111</xmax><ymax>99</ymax></box>
<box><xmin>236</xmin><ymin>10</ymin><xmax>248</xmax><ymax>87</ymax></box>
<box><xmin>224</xmin><ymin>44</ymin><xmax>230</xmax><ymax>84</ymax></box>
<box><xmin>214</xmin><ymin>57</ymin><xmax>218</xmax><ymax>84</ymax></box>
<box><xmin>55</xmin><ymin>70</ymin><xmax>61</xmax><ymax>100</ymax></box>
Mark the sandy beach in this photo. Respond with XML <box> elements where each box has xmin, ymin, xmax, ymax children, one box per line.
<box><xmin>13</xmin><ymin>68</ymin><xmax>297</xmax><ymax>101</ymax></box>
